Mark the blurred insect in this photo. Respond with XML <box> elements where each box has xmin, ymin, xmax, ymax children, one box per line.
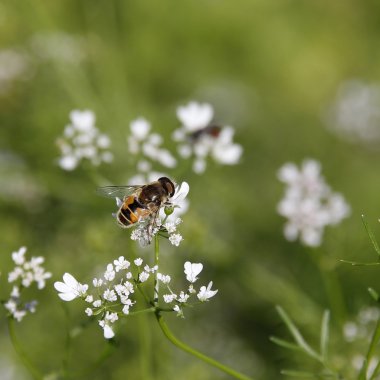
<box><xmin>189</xmin><ymin>124</ymin><xmax>221</xmax><ymax>142</ymax></box>
<box><xmin>96</xmin><ymin>177</ymin><xmax>176</xmax><ymax>238</ymax></box>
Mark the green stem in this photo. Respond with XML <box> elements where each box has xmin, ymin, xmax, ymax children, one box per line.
<box><xmin>154</xmin><ymin>234</ymin><xmax>159</xmax><ymax>306</ymax></box>
<box><xmin>155</xmin><ymin>312</ymin><xmax>255</xmax><ymax>380</ymax></box>
<box><xmin>7</xmin><ymin>318</ymin><xmax>44</xmax><ymax>380</ymax></box>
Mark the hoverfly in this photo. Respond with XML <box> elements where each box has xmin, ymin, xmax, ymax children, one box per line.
<box><xmin>97</xmin><ymin>177</ymin><xmax>176</xmax><ymax>241</ymax></box>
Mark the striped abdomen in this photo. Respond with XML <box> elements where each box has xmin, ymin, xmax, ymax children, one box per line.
<box><xmin>117</xmin><ymin>196</ymin><xmax>150</xmax><ymax>228</ymax></box>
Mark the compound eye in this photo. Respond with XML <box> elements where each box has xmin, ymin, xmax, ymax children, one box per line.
<box><xmin>158</xmin><ymin>177</ymin><xmax>175</xmax><ymax>197</ymax></box>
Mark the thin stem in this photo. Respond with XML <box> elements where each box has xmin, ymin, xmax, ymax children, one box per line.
<box><xmin>155</xmin><ymin>312</ymin><xmax>255</xmax><ymax>380</ymax></box>
<box><xmin>154</xmin><ymin>234</ymin><xmax>160</xmax><ymax>306</ymax></box>
<box><xmin>7</xmin><ymin>318</ymin><xmax>44</xmax><ymax>380</ymax></box>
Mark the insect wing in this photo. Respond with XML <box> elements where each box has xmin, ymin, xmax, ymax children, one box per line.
<box><xmin>96</xmin><ymin>185</ymin><xmax>142</xmax><ymax>199</ymax></box>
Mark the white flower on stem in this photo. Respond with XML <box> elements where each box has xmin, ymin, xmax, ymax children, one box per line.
<box><xmin>85</xmin><ymin>308</ymin><xmax>93</xmax><ymax>316</ymax></box>
<box><xmin>277</xmin><ymin>159</ymin><xmax>350</xmax><ymax>247</ymax></box>
<box><xmin>184</xmin><ymin>262</ymin><xmax>203</xmax><ymax>283</ymax></box>
<box><xmin>176</xmin><ymin>102</ymin><xmax>214</xmax><ymax>132</ymax></box>
<box><xmin>104</xmin><ymin>264</ymin><xmax>116</xmax><ymax>281</ymax></box>
<box><xmin>324</xmin><ymin>80</ymin><xmax>380</xmax><ymax>143</ymax></box>
<box><xmin>178</xmin><ymin>291</ymin><xmax>189</xmax><ymax>303</ymax></box>
<box><xmin>113</xmin><ymin>256</ymin><xmax>130</xmax><ymax>272</ymax></box>
<box><xmin>99</xmin><ymin>320</ymin><xmax>115</xmax><ymax>339</ymax></box>
<box><xmin>85</xmin><ymin>295</ymin><xmax>93</xmax><ymax>303</ymax></box>
<box><xmin>57</xmin><ymin>109</ymin><xmax>113</xmax><ymax>171</ymax></box>
<box><xmin>130</xmin><ymin>118</ymin><xmax>151</xmax><ymax>141</ymax></box>
<box><xmin>163</xmin><ymin>294</ymin><xmax>177</xmax><ymax>303</ymax></box>
<box><xmin>197</xmin><ymin>281</ymin><xmax>218</xmax><ymax>302</ymax></box>
<box><xmin>93</xmin><ymin>278</ymin><xmax>103</xmax><ymax>287</ymax></box>
<box><xmin>211</xmin><ymin>127</ymin><xmax>242</xmax><ymax>165</ymax></box>
<box><xmin>54</xmin><ymin>273</ymin><xmax>88</xmax><ymax>301</ymax></box>
<box><xmin>173</xmin><ymin>304</ymin><xmax>184</xmax><ymax>318</ymax></box>
<box><xmin>169</xmin><ymin>234</ymin><xmax>183</xmax><ymax>247</ymax></box>
<box><xmin>157</xmin><ymin>273</ymin><xmax>171</xmax><ymax>284</ymax></box>
<box><xmin>134</xmin><ymin>258</ymin><xmax>143</xmax><ymax>267</ymax></box>
<box><xmin>12</xmin><ymin>246</ymin><xmax>27</xmax><ymax>265</ymax></box>
<box><xmin>173</xmin><ymin>101</ymin><xmax>243</xmax><ymax>174</ymax></box>
<box><xmin>162</xmin><ymin>181</ymin><xmax>190</xmax><ymax>223</ymax></box>
<box><xmin>103</xmin><ymin>289</ymin><xmax>117</xmax><ymax>302</ymax></box>
<box><xmin>139</xmin><ymin>271</ymin><xmax>150</xmax><ymax>283</ymax></box>
<box><xmin>93</xmin><ymin>300</ymin><xmax>102</xmax><ymax>308</ymax></box>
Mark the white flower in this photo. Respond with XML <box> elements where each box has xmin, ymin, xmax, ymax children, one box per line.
<box><xmin>104</xmin><ymin>264</ymin><xmax>116</xmax><ymax>281</ymax></box>
<box><xmin>139</xmin><ymin>271</ymin><xmax>150</xmax><ymax>282</ymax></box>
<box><xmin>325</xmin><ymin>80</ymin><xmax>380</xmax><ymax>143</ymax></box>
<box><xmin>93</xmin><ymin>300</ymin><xmax>102</xmax><ymax>308</ymax></box>
<box><xmin>178</xmin><ymin>291</ymin><xmax>189</xmax><ymax>303</ymax></box>
<box><xmin>85</xmin><ymin>308</ymin><xmax>93</xmax><ymax>316</ymax></box>
<box><xmin>277</xmin><ymin>159</ymin><xmax>350</xmax><ymax>247</ymax></box>
<box><xmin>162</xmin><ymin>181</ymin><xmax>190</xmax><ymax>222</ymax></box>
<box><xmin>134</xmin><ymin>258</ymin><xmax>143</xmax><ymax>267</ymax></box>
<box><xmin>12</xmin><ymin>246</ymin><xmax>27</xmax><ymax>265</ymax></box>
<box><xmin>103</xmin><ymin>289</ymin><xmax>117</xmax><ymax>302</ymax></box>
<box><xmin>57</xmin><ymin>110</ymin><xmax>113</xmax><ymax>171</ymax></box>
<box><xmin>184</xmin><ymin>262</ymin><xmax>203</xmax><ymax>283</ymax></box>
<box><xmin>13</xmin><ymin>310</ymin><xmax>27</xmax><ymax>322</ymax></box>
<box><xmin>85</xmin><ymin>295</ymin><xmax>93</xmax><ymax>303</ymax></box>
<box><xmin>211</xmin><ymin>127</ymin><xmax>242</xmax><ymax>165</ymax></box>
<box><xmin>114</xmin><ymin>256</ymin><xmax>130</xmax><ymax>272</ymax></box>
<box><xmin>54</xmin><ymin>273</ymin><xmax>88</xmax><ymax>301</ymax></box>
<box><xmin>173</xmin><ymin>304</ymin><xmax>184</xmax><ymax>317</ymax></box>
<box><xmin>163</xmin><ymin>294</ymin><xmax>177</xmax><ymax>303</ymax></box>
<box><xmin>157</xmin><ymin>273</ymin><xmax>171</xmax><ymax>284</ymax></box>
<box><xmin>197</xmin><ymin>281</ymin><xmax>218</xmax><ymax>301</ymax></box>
<box><xmin>169</xmin><ymin>234</ymin><xmax>183</xmax><ymax>247</ymax></box>
<box><xmin>105</xmin><ymin>311</ymin><xmax>118</xmax><ymax>323</ymax></box>
<box><xmin>99</xmin><ymin>321</ymin><xmax>115</xmax><ymax>339</ymax></box>
<box><xmin>130</xmin><ymin>118</ymin><xmax>151</xmax><ymax>141</ymax></box>
<box><xmin>177</xmin><ymin>102</ymin><xmax>214</xmax><ymax>132</ymax></box>
<box><xmin>93</xmin><ymin>278</ymin><xmax>103</xmax><ymax>287</ymax></box>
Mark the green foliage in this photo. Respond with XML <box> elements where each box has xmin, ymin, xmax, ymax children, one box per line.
<box><xmin>1</xmin><ymin>0</ymin><xmax>380</xmax><ymax>379</ymax></box>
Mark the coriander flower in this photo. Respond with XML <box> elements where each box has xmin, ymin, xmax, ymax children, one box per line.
<box><xmin>56</xmin><ymin>110</ymin><xmax>113</xmax><ymax>171</ymax></box>
<box><xmin>4</xmin><ymin>247</ymin><xmax>51</xmax><ymax>322</ymax></box>
<box><xmin>173</xmin><ymin>101</ymin><xmax>243</xmax><ymax>174</ymax></box>
<box><xmin>54</xmin><ymin>273</ymin><xmax>88</xmax><ymax>301</ymax></box>
<box><xmin>184</xmin><ymin>262</ymin><xmax>203</xmax><ymax>283</ymax></box>
<box><xmin>127</xmin><ymin>117</ymin><xmax>177</xmax><ymax>171</ymax></box>
<box><xmin>277</xmin><ymin>159</ymin><xmax>351</xmax><ymax>247</ymax></box>
<box><xmin>197</xmin><ymin>281</ymin><xmax>218</xmax><ymax>301</ymax></box>
<box><xmin>324</xmin><ymin>79</ymin><xmax>380</xmax><ymax>144</ymax></box>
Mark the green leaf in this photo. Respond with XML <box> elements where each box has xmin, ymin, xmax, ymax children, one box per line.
<box><xmin>359</xmin><ymin>319</ymin><xmax>380</xmax><ymax>380</ymax></box>
<box><xmin>270</xmin><ymin>336</ymin><xmax>302</xmax><ymax>351</ymax></box>
<box><xmin>280</xmin><ymin>369</ymin><xmax>316</xmax><ymax>377</ymax></box>
<box><xmin>340</xmin><ymin>260</ymin><xmax>380</xmax><ymax>266</ymax></box>
<box><xmin>276</xmin><ymin>306</ymin><xmax>322</xmax><ymax>362</ymax></box>
<box><xmin>362</xmin><ymin>215</ymin><xmax>380</xmax><ymax>258</ymax></box>
<box><xmin>320</xmin><ymin>310</ymin><xmax>330</xmax><ymax>362</ymax></box>
<box><xmin>368</xmin><ymin>287</ymin><xmax>380</xmax><ymax>302</ymax></box>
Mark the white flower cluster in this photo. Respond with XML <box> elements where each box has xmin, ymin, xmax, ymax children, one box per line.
<box><xmin>160</xmin><ymin>261</ymin><xmax>218</xmax><ymax>317</ymax></box>
<box><xmin>325</xmin><ymin>79</ymin><xmax>380</xmax><ymax>143</ymax></box>
<box><xmin>4</xmin><ymin>247</ymin><xmax>52</xmax><ymax>322</ymax></box>
<box><xmin>128</xmin><ymin>117</ymin><xmax>177</xmax><ymax>177</ymax></box>
<box><xmin>173</xmin><ymin>101</ymin><xmax>243</xmax><ymax>173</ymax></box>
<box><xmin>342</xmin><ymin>307</ymin><xmax>380</xmax><ymax>376</ymax></box>
<box><xmin>0</xmin><ymin>49</ymin><xmax>32</xmax><ymax>95</ymax></box>
<box><xmin>277</xmin><ymin>159</ymin><xmax>351</xmax><ymax>247</ymax></box>
<box><xmin>29</xmin><ymin>32</ymin><xmax>86</xmax><ymax>64</ymax></box>
<box><xmin>57</xmin><ymin>110</ymin><xmax>113</xmax><ymax>171</ymax></box>
<box><xmin>54</xmin><ymin>257</ymin><xmax>217</xmax><ymax>339</ymax></box>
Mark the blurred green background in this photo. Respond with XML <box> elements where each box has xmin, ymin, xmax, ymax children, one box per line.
<box><xmin>2</xmin><ymin>0</ymin><xmax>380</xmax><ymax>379</ymax></box>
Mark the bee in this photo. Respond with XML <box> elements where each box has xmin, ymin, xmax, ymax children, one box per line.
<box><xmin>96</xmin><ymin>177</ymin><xmax>176</xmax><ymax>237</ymax></box>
